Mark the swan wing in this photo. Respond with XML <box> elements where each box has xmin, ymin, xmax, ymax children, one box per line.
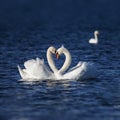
<box><xmin>67</xmin><ymin>61</ymin><xmax>83</xmax><ymax>72</ymax></box>
<box><xmin>63</xmin><ymin>62</ymin><xmax>98</xmax><ymax>80</ymax></box>
<box><xmin>63</xmin><ymin>62</ymin><xmax>86</xmax><ymax>80</ymax></box>
<box><xmin>17</xmin><ymin>65</ymin><xmax>35</xmax><ymax>79</ymax></box>
<box><xmin>24</xmin><ymin>57</ymin><xmax>52</xmax><ymax>79</ymax></box>
<box><xmin>24</xmin><ymin>58</ymin><xmax>43</xmax><ymax>70</ymax></box>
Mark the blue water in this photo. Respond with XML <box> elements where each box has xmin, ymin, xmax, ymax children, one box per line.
<box><xmin>0</xmin><ymin>0</ymin><xmax>120</xmax><ymax>120</ymax></box>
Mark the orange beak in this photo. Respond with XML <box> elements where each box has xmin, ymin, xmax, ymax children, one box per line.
<box><xmin>56</xmin><ymin>52</ymin><xmax>60</xmax><ymax>59</ymax></box>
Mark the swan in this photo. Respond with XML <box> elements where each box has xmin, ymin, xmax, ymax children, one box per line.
<box><xmin>55</xmin><ymin>45</ymin><xmax>98</xmax><ymax>80</ymax></box>
<box><xmin>89</xmin><ymin>30</ymin><xmax>99</xmax><ymax>44</ymax></box>
<box><xmin>18</xmin><ymin>46</ymin><xmax>57</xmax><ymax>80</ymax></box>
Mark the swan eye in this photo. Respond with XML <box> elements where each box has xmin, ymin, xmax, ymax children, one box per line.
<box><xmin>55</xmin><ymin>50</ymin><xmax>57</xmax><ymax>54</ymax></box>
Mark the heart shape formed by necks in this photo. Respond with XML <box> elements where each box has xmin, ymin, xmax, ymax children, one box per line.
<box><xmin>47</xmin><ymin>45</ymin><xmax>71</xmax><ymax>75</ymax></box>
<box><xmin>54</xmin><ymin>45</ymin><xmax>72</xmax><ymax>74</ymax></box>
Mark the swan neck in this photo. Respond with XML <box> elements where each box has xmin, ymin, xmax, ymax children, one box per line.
<box><xmin>94</xmin><ymin>33</ymin><xmax>98</xmax><ymax>42</ymax></box>
<box><xmin>59</xmin><ymin>48</ymin><xmax>71</xmax><ymax>74</ymax></box>
<box><xmin>47</xmin><ymin>49</ymin><xmax>58</xmax><ymax>73</ymax></box>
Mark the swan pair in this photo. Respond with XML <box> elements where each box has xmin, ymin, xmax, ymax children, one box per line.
<box><xmin>18</xmin><ymin>46</ymin><xmax>98</xmax><ymax>81</ymax></box>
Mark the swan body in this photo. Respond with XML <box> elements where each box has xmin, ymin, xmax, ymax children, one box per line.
<box><xmin>89</xmin><ymin>30</ymin><xmax>99</xmax><ymax>44</ymax></box>
<box><xmin>18</xmin><ymin>46</ymin><xmax>56</xmax><ymax>80</ymax></box>
<box><xmin>55</xmin><ymin>46</ymin><xmax>98</xmax><ymax>80</ymax></box>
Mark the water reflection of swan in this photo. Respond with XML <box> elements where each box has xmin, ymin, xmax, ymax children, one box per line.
<box><xmin>54</xmin><ymin>46</ymin><xmax>98</xmax><ymax>80</ymax></box>
<box><xmin>89</xmin><ymin>30</ymin><xmax>99</xmax><ymax>44</ymax></box>
<box><xmin>18</xmin><ymin>46</ymin><xmax>98</xmax><ymax>81</ymax></box>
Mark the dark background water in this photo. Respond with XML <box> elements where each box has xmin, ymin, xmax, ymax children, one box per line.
<box><xmin>0</xmin><ymin>0</ymin><xmax>120</xmax><ymax>120</ymax></box>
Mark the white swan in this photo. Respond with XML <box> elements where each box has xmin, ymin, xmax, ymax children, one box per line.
<box><xmin>89</xmin><ymin>30</ymin><xmax>99</xmax><ymax>44</ymax></box>
<box><xmin>18</xmin><ymin>46</ymin><xmax>57</xmax><ymax>80</ymax></box>
<box><xmin>55</xmin><ymin>46</ymin><xmax>98</xmax><ymax>80</ymax></box>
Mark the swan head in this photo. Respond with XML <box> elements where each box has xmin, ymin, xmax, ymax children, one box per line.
<box><xmin>55</xmin><ymin>45</ymin><xmax>65</xmax><ymax>59</ymax></box>
<box><xmin>48</xmin><ymin>46</ymin><xmax>56</xmax><ymax>54</ymax></box>
<box><xmin>94</xmin><ymin>30</ymin><xmax>99</xmax><ymax>35</ymax></box>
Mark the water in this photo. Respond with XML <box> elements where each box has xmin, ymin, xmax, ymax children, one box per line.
<box><xmin>1</xmin><ymin>27</ymin><xmax>120</xmax><ymax>120</ymax></box>
<box><xmin>0</xmin><ymin>1</ymin><xmax>120</xmax><ymax>120</ymax></box>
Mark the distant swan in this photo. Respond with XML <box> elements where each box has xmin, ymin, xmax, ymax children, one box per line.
<box><xmin>18</xmin><ymin>46</ymin><xmax>57</xmax><ymax>80</ymax></box>
<box><xmin>89</xmin><ymin>30</ymin><xmax>99</xmax><ymax>44</ymax></box>
<box><xmin>54</xmin><ymin>46</ymin><xmax>98</xmax><ymax>80</ymax></box>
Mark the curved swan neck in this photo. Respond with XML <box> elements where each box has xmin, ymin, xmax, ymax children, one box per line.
<box><xmin>59</xmin><ymin>47</ymin><xmax>71</xmax><ymax>74</ymax></box>
<box><xmin>47</xmin><ymin>47</ymin><xmax>58</xmax><ymax>73</ymax></box>
<box><xmin>94</xmin><ymin>32</ymin><xmax>98</xmax><ymax>42</ymax></box>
